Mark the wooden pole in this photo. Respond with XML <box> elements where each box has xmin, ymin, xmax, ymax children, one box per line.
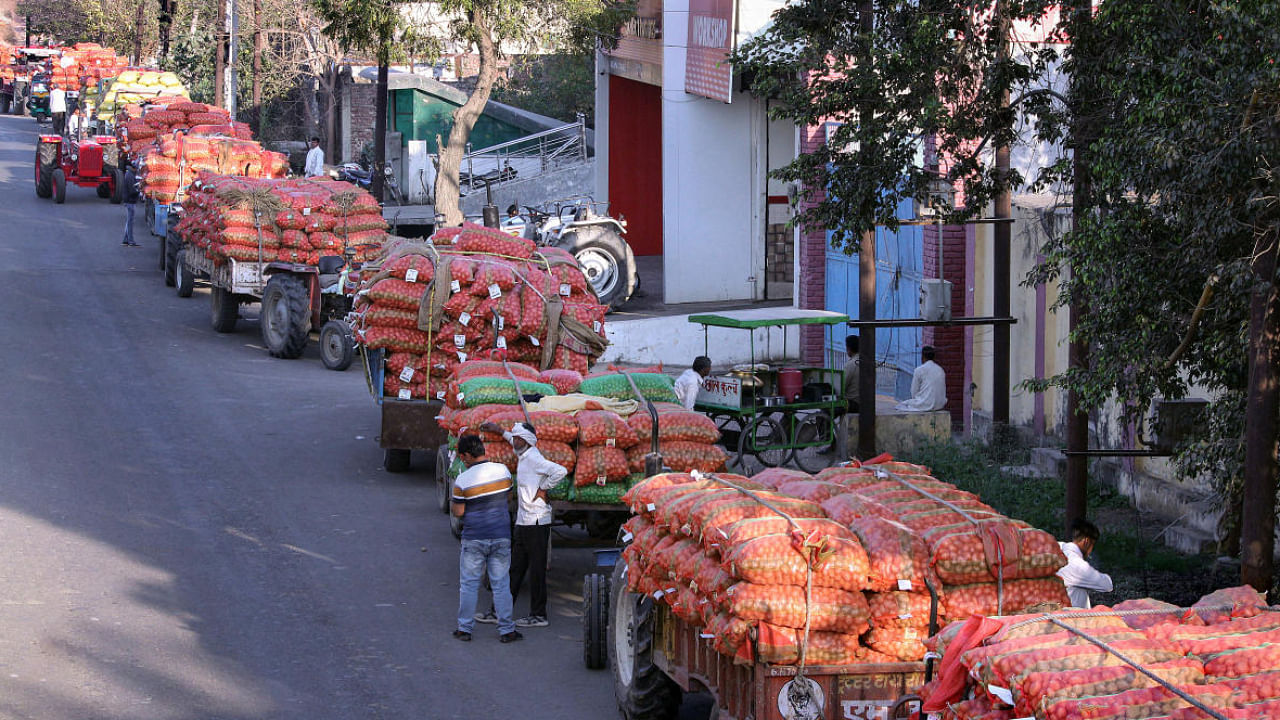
<box><xmin>992</xmin><ymin>3</ymin><xmax>1012</xmax><ymax>430</ymax></box>
<box><xmin>213</xmin><ymin>0</ymin><xmax>226</xmax><ymax>108</ymax></box>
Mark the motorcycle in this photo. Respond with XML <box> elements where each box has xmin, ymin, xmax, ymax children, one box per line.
<box><xmin>503</xmin><ymin>196</ymin><xmax>638</xmax><ymax>310</ymax></box>
<box><xmin>331</xmin><ymin>162</ymin><xmax>402</xmax><ymax>204</ymax></box>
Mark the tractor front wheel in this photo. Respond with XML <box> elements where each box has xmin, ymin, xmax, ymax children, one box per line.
<box><xmin>260</xmin><ymin>274</ymin><xmax>311</xmax><ymax>359</ymax></box>
<box><xmin>52</xmin><ymin>168</ymin><xmax>66</xmax><ymax>204</ymax></box>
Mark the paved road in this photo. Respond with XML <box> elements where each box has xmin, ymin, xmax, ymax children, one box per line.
<box><xmin>0</xmin><ymin>115</ymin><xmax>660</xmax><ymax>720</ymax></box>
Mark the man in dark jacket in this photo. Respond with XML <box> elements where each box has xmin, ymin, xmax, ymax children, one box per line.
<box><xmin>121</xmin><ymin>168</ymin><xmax>140</xmax><ymax>246</ymax></box>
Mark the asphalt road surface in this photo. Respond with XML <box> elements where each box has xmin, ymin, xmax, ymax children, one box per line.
<box><xmin>0</xmin><ymin>115</ymin><xmax>713</xmax><ymax>720</ymax></box>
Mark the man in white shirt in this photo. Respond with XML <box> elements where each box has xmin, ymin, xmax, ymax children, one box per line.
<box><xmin>1056</xmin><ymin>519</ymin><xmax>1113</xmax><ymax>609</ymax></box>
<box><xmin>896</xmin><ymin>345</ymin><xmax>947</xmax><ymax>412</ymax></box>
<box><xmin>304</xmin><ymin>136</ymin><xmax>324</xmax><ymax>177</ymax></box>
<box><xmin>674</xmin><ymin>356</ymin><xmax>712</xmax><ymax>410</ymax></box>
<box><xmin>477</xmin><ymin>421</ymin><xmax>567</xmax><ymax>629</ymax></box>
<box><xmin>49</xmin><ymin>85</ymin><xmax>67</xmax><ymax>135</ymax></box>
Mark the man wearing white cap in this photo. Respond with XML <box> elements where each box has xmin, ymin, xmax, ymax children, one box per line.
<box><xmin>477</xmin><ymin>421</ymin><xmax>567</xmax><ymax>628</ymax></box>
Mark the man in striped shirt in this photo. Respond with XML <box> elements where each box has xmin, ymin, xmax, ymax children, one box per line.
<box><xmin>451</xmin><ymin>434</ymin><xmax>522</xmax><ymax>643</ymax></box>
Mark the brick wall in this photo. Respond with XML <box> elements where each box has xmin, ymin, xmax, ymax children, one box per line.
<box><xmin>923</xmin><ymin>222</ymin><xmax>968</xmax><ymax>427</ymax></box>
<box><xmin>798</xmin><ymin>125</ymin><xmax>828</xmax><ymax>364</ymax></box>
<box><xmin>344</xmin><ymin>83</ymin><xmax>378</xmax><ymax>163</ymax></box>
<box><xmin>766</xmin><ymin>223</ymin><xmax>794</xmax><ymax>283</ymax></box>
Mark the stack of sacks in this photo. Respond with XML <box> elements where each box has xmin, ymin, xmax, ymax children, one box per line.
<box><xmin>117</xmin><ymin>101</ymin><xmax>246</xmax><ymax>158</ymax></box>
<box><xmin>575</xmin><ymin>409</ymin><xmax>639</xmax><ymax>489</ymax></box>
<box><xmin>137</xmin><ymin>134</ymin><xmax>289</xmax><ymax>203</ymax></box>
<box><xmin>920</xmin><ymin>586</ymin><xmax>1280</xmax><ymax>719</ymax></box>
<box><xmin>810</xmin><ymin>462</ymin><xmax>1068</xmax><ymax>627</ymax></box>
<box><xmin>624</xmin><ymin>404</ymin><xmax>727</xmax><ymax>475</ymax></box>
<box><xmin>48</xmin><ymin>43</ymin><xmax>130</xmax><ymax>90</ymax></box>
<box><xmin>98</xmin><ymin>69</ymin><xmax>188</xmax><ymax>120</ymax></box>
<box><xmin>173</xmin><ymin>175</ymin><xmax>387</xmax><ymax>267</ymax></box>
<box><xmin>619</xmin><ymin>472</ymin><xmax>887</xmax><ymax>666</ymax></box>
<box><xmin>350</xmin><ymin>225</ymin><xmax>609</xmax><ymax>390</ymax></box>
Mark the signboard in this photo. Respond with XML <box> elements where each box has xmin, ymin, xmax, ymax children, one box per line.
<box><xmin>696</xmin><ymin>375</ymin><xmax>743</xmax><ymax>409</ymax></box>
<box><xmin>603</xmin><ymin>0</ymin><xmax>663</xmax><ymax>86</ymax></box>
<box><xmin>685</xmin><ymin>0</ymin><xmax>736</xmax><ymax>103</ymax></box>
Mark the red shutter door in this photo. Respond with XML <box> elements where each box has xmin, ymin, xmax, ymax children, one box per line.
<box><xmin>607</xmin><ymin>75</ymin><xmax>663</xmax><ymax>256</ymax></box>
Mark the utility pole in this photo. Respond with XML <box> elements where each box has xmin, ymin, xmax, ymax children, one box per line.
<box><xmin>214</xmin><ymin>0</ymin><xmax>226</xmax><ymax>107</ymax></box>
<box><xmin>371</xmin><ymin>34</ymin><xmax>390</xmax><ymax>202</ymax></box>
<box><xmin>224</xmin><ymin>0</ymin><xmax>238</xmax><ymax>119</ymax></box>
<box><xmin>855</xmin><ymin>0</ymin><xmax>876</xmax><ymax>460</ymax></box>
<box><xmin>252</xmin><ymin>0</ymin><xmax>262</xmax><ymax>132</ymax></box>
<box><xmin>992</xmin><ymin>2</ymin><xmax>1012</xmax><ymax>437</ymax></box>
<box><xmin>134</xmin><ymin>0</ymin><xmax>145</xmax><ymax>64</ymax></box>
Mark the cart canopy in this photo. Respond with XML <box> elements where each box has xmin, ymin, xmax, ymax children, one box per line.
<box><xmin>687</xmin><ymin>308</ymin><xmax>850</xmax><ymax>329</ymax></box>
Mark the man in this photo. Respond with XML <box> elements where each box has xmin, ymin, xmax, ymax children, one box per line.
<box><xmin>895</xmin><ymin>345</ymin><xmax>946</xmax><ymax>412</ymax></box>
<box><xmin>451</xmin><ymin>434</ymin><xmax>522</xmax><ymax>643</ymax></box>
<box><xmin>67</xmin><ymin>107</ymin><xmax>85</xmax><ymax>142</ymax></box>
<box><xmin>675</xmin><ymin>356</ymin><xmax>712</xmax><ymax>410</ymax></box>
<box><xmin>477</xmin><ymin>421</ymin><xmax>567</xmax><ymax>629</ymax></box>
<box><xmin>843</xmin><ymin>334</ymin><xmax>861</xmax><ymax>413</ymax></box>
<box><xmin>121</xmin><ymin>167</ymin><xmax>141</xmax><ymax>247</ymax></box>
<box><xmin>1056</xmin><ymin>519</ymin><xmax>1113</xmax><ymax>608</ymax></box>
<box><xmin>304</xmin><ymin>136</ymin><xmax>324</xmax><ymax>177</ymax></box>
<box><xmin>49</xmin><ymin>84</ymin><xmax>66</xmax><ymax>135</ymax></box>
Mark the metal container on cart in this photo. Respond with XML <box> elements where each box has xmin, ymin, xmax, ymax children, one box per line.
<box><xmin>687</xmin><ymin>308</ymin><xmax>849</xmax><ymax>473</ymax></box>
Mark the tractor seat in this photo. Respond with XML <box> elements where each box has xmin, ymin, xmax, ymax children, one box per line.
<box><xmin>318</xmin><ymin>255</ymin><xmax>345</xmax><ymax>275</ymax></box>
<box><xmin>319</xmin><ymin>274</ymin><xmax>341</xmax><ymax>289</ymax></box>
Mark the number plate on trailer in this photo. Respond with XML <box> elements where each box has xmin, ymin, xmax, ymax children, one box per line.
<box><xmin>696</xmin><ymin>375</ymin><xmax>742</xmax><ymax>408</ymax></box>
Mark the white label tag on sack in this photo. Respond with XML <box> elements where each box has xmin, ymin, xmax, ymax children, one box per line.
<box><xmin>456</xmin><ymin>392</ymin><xmax>465</xmax><ymax>403</ymax></box>
<box><xmin>458</xmin><ymin>311</ymin><xmax>471</xmax><ymax>326</ymax></box>
<box><xmin>987</xmin><ymin>686</ymin><xmax>1014</xmax><ymax>706</ymax></box>
<box><xmin>302</xmin><ymin>207</ymin><xmax>311</xmax><ymax>216</ymax></box>
<box><xmin>488</xmin><ymin>283</ymin><xmax>502</xmax><ymax>299</ymax></box>
<box><xmin>606</xmin><ymin>438</ymin><xmax>616</xmax><ymax>447</ymax></box>
<box><xmin>453</xmin><ymin>334</ymin><xmax>466</xmax><ymax>348</ymax></box>
<box><xmin>436</xmin><ymin>390</ymin><xmax>446</xmax><ymax>400</ymax></box>
<box><xmin>653</xmin><ymin>590</ymin><xmax>664</xmax><ymax>599</ymax></box>
<box><xmin>456</xmin><ymin>351</ymin><xmax>467</xmax><ymax>363</ymax></box>
<box><xmin>398</xmin><ymin>367</ymin><xmax>414</xmax><ymax>383</ymax></box>
<box><xmin>496</xmin><ymin>315</ymin><xmax>505</xmax><ymax>330</ymax></box>
<box><xmin>898</xmin><ymin>613</ymin><xmax>913</xmax><ymax>620</ymax></box>
<box><xmin>596</xmin><ymin>476</ymin><xmax>607</xmax><ymax>486</ymax></box>
<box><xmin>898</xmin><ymin>579</ymin><xmax>914</xmax><ymax>591</ymax></box>
<box><xmin>621</xmin><ymin>531</ymin><xmax>633</xmax><ymax>543</ymax></box>
<box><xmin>559</xmin><ymin>283</ymin><xmax>571</xmax><ymax>297</ymax></box>
<box><xmin>496</xmin><ymin>337</ymin><xmax>507</xmax><ymax>350</ymax></box>
<box><xmin>594</xmin><ymin>321</ymin><xmax>602</xmax><ymax>333</ymax></box>
<box><xmin>397</xmin><ymin>389</ymin><xmax>411</xmax><ymax>401</ymax></box>
<box><xmin>450</xmin><ymin>279</ymin><xmax>461</xmax><ymax>293</ymax></box>
<box><xmin>646</xmin><ymin>503</ymin><xmax>656</xmax><ymax>512</ymax></box>
<box><xmin>404</xmin><ymin>268</ymin><xmax>419</xmax><ymax>283</ymax></box>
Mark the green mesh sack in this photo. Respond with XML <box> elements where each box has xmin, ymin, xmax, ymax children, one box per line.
<box><xmin>572</xmin><ymin>480</ymin><xmax>631</xmax><ymax>504</ymax></box>
<box><xmin>547</xmin><ymin>476</ymin><xmax>573</xmax><ymax>501</ymax></box>
<box><xmin>579</xmin><ymin>373</ymin><xmax>678</xmax><ymax>404</ymax></box>
<box><xmin>457</xmin><ymin>377</ymin><xmax>557</xmax><ymax>407</ymax></box>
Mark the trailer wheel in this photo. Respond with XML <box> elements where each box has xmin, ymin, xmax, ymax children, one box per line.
<box><xmin>175</xmin><ymin>250</ymin><xmax>194</xmax><ymax>298</ymax></box>
<box><xmin>260</xmin><ymin>274</ymin><xmax>311</xmax><ymax>359</ymax></box>
<box><xmin>109</xmin><ymin>169</ymin><xmax>123</xmax><ymax>204</ymax></box>
<box><xmin>0</xmin><ymin>95</ymin><xmax>9</xmax><ymax>114</ymax></box>
<box><xmin>583</xmin><ymin>572</ymin><xmax>610</xmax><ymax>670</ymax></box>
<box><xmin>210</xmin><ymin>287</ymin><xmax>239</xmax><ymax>333</ymax></box>
<box><xmin>435</xmin><ymin>445</ymin><xmax>453</xmax><ymax>513</ymax></box>
<box><xmin>609</xmin><ymin>560</ymin><xmax>681</xmax><ymax>720</ymax></box>
<box><xmin>383</xmin><ymin>448</ymin><xmax>410</xmax><ymax>473</ymax></box>
<box><xmin>163</xmin><ymin>232</ymin><xmax>179</xmax><ymax>287</ymax></box>
<box><xmin>319</xmin><ymin>319</ymin><xmax>354</xmax><ymax>371</ymax></box>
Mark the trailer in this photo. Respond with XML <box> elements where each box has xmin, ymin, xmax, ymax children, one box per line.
<box><xmin>597</xmin><ymin>558</ymin><xmax>927</xmax><ymax>720</ymax></box>
<box><xmin>363</xmin><ymin>348</ymin><xmax>448</xmax><ymax>474</ymax></box>
<box><xmin>173</xmin><ymin>241</ymin><xmax>360</xmax><ymax>370</ymax></box>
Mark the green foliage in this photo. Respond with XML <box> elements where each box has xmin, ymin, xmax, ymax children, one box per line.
<box><xmin>490</xmin><ymin>53</ymin><xmax>594</xmax><ymax>124</ymax></box>
<box><xmin>162</xmin><ymin>17</ymin><xmax>215</xmax><ymax>103</ymax></box>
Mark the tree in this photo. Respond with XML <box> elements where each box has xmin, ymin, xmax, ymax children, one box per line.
<box><xmin>735</xmin><ymin>0</ymin><xmax>1280</xmax><ymax>588</ymax></box>
<box><xmin>490</xmin><ymin>53</ymin><xmax>595</xmax><ymax>125</ymax></box>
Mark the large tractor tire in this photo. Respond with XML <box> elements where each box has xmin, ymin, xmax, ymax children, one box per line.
<box><xmin>109</xmin><ymin>168</ymin><xmax>123</xmax><ymax>205</ymax></box>
<box><xmin>583</xmin><ymin>572</ymin><xmax>610</xmax><ymax>670</ymax></box>
<box><xmin>562</xmin><ymin>226</ymin><xmax>637</xmax><ymax>310</ymax></box>
<box><xmin>34</xmin><ymin>145</ymin><xmax>56</xmax><ymax>199</ymax></box>
<box><xmin>175</xmin><ymin>250</ymin><xmax>194</xmax><ymax>298</ymax></box>
<box><xmin>96</xmin><ymin>182</ymin><xmax>111</xmax><ymax>199</ymax></box>
<box><xmin>163</xmin><ymin>232</ymin><xmax>180</xmax><ymax>287</ymax></box>
<box><xmin>319</xmin><ymin>319</ymin><xmax>354</xmax><ymax>371</ymax></box>
<box><xmin>609</xmin><ymin>560</ymin><xmax>681</xmax><ymax>720</ymax></box>
<box><xmin>260</xmin><ymin>274</ymin><xmax>311</xmax><ymax>359</ymax></box>
<box><xmin>434</xmin><ymin>445</ymin><xmax>453</xmax><ymax>513</ymax></box>
<box><xmin>52</xmin><ymin>168</ymin><xmax>66</xmax><ymax>204</ymax></box>
<box><xmin>210</xmin><ymin>287</ymin><xmax>239</xmax><ymax>333</ymax></box>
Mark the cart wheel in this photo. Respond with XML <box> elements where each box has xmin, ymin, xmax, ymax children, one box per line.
<box><xmin>609</xmin><ymin>560</ymin><xmax>681</xmax><ymax>719</ymax></box>
<box><xmin>210</xmin><ymin>287</ymin><xmax>239</xmax><ymax>333</ymax></box>
<box><xmin>737</xmin><ymin>415</ymin><xmax>790</xmax><ymax>471</ymax></box>
<box><xmin>434</xmin><ymin>445</ymin><xmax>453</xmax><ymax>513</ymax></box>
<box><xmin>889</xmin><ymin>694</ymin><xmax>923</xmax><ymax>719</ymax></box>
<box><xmin>383</xmin><ymin>448</ymin><xmax>410</xmax><ymax>473</ymax></box>
<box><xmin>319</xmin><ymin>319</ymin><xmax>355</xmax><ymax>371</ymax></box>
<box><xmin>583</xmin><ymin>572</ymin><xmax>610</xmax><ymax>669</ymax></box>
<box><xmin>792</xmin><ymin>411</ymin><xmax>837</xmax><ymax>474</ymax></box>
<box><xmin>163</xmin><ymin>232</ymin><xmax>179</xmax><ymax>287</ymax></box>
<box><xmin>175</xmin><ymin>250</ymin><xmax>194</xmax><ymax>298</ymax></box>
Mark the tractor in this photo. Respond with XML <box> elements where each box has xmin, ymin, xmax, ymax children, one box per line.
<box><xmin>35</xmin><ymin>134</ymin><xmax>122</xmax><ymax>204</ymax></box>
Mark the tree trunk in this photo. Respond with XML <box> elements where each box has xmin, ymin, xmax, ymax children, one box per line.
<box><xmin>324</xmin><ymin>66</ymin><xmax>337</xmax><ymax>162</ymax></box>
<box><xmin>371</xmin><ymin>51</ymin><xmax>389</xmax><ymax>201</ymax></box>
<box><xmin>433</xmin><ymin>9</ymin><xmax>499</xmax><ymax>226</ymax></box>
<box><xmin>133</xmin><ymin>0</ymin><xmax>145</xmax><ymax>64</ymax></box>
<box><xmin>214</xmin><ymin>0</ymin><xmax>226</xmax><ymax>108</ymax></box>
<box><xmin>1240</xmin><ymin>231</ymin><xmax>1280</xmax><ymax>592</ymax></box>
<box><xmin>252</xmin><ymin>0</ymin><xmax>263</xmax><ymax>135</ymax></box>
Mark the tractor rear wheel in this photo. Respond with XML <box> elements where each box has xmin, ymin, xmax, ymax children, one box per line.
<box><xmin>175</xmin><ymin>250</ymin><xmax>194</xmax><ymax>298</ymax></box>
<box><xmin>260</xmin><ymin>274</ymin><xmax>311</xmax><ymax>359</ymax></box>
<box><xmin>562</xmin><ymin>227</ymin><xmax>637</xmax><ymax>310</ymax></box>
<box><xmin>96</xmin><ymin>182</ymin><xmax>110</xmax><ymax>199</ymax></box>
<box><xmin>51</xmin><ymin>168</ymin><xmax>66</xmax><ymax>204</ymax></box>
<box><xmin>609</xmin><ymin>560</ymin><xmax>681</xmax><ymax>719</ymax></box>
<box><xmin>34</xmin><ymin>146</ymin><xmax>55</xmax><ymax>199</ymax></box>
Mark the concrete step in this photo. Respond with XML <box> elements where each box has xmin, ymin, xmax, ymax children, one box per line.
<box><xmin>1030</xmin><ymin>446</ymin><xmax>1066</xmax><ymax>479</ymax></box>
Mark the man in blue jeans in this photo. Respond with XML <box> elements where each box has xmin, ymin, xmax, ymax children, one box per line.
<box><xmin>121</xmin><ymin>167</ymin><xmax>140</xmax><ymax>247</ymax></box>
<box><xmin>450</xmin><ymin>434</ymin><xmax>522</xmax><ymax>643</ymax></box>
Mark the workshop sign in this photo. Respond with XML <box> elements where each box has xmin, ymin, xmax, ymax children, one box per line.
<box><xmin>685</xmin><ymin>0</ymin><xmax>736</xmax><ymax>103</ymax></box>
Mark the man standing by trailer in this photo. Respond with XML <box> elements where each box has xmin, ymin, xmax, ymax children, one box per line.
<box><xmin>450</xmin><ymin>434</ymin><xmax>522</xmax><ymax>643</ymax></box>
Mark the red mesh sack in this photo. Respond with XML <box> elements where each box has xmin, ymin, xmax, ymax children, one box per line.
<box><xmin>485</xmin><ymin>442</ymin><xmax>518</xmax><ymax>473</ymax></box>
<box><xmin>863</xmin><ymin>627</ymin><xmax>928</xmax><ymax>661</ymax></box>
<box><xmin>469</xmin><ymin>260</ymin><xmax>519</xmax><ymax>297</ymax></box>
<box><xmin>722</xmin><ymin>533</ymin><xmax>871</xmax><ymax>590</ymax></box>
<box><xmin>755</xmin><ymin>623</ymin><xmax>889</xmax><ymax>666</ymax></box>
<box><xmin>455</xmin><ymin>223</ymin><xmax>536</xmax><ymax>259</ymax></box>
<box><xmin>707</xmin><ymin>516</ymin><xmax>855</xmax><ymax>555</ymax></box>
<box><xmin>866</xmin><ymin>591</ymin><xmax>934</xmax><ymax>628</ymax></box>
<box><xmin>539</xmin><ymin>369</ymin><xmax>582</xmax><ymax>395</ymax></box>
<box><xmin>453</xmin><ymin>360</ymin><xmax>540</xmax><ymax>383</ymax></box>
<box><xmin>362</xmin><ymin>326</ymin><xmax>431</xmax><ymax>353</ymax></box>
<box><xmin>750</xmin><ymin>468</ymin><xmax>814</xmax><ymax>490</ymax></box>
<box><xmin>577</xmin><ymin>410</ymin><xmax>640</xmax><ymax>448</ymax></box>
<box><xmin>629</xmin><ymin>441</ymin><xmax>728</xmax><ymax>474</ymax></box>
<box><xmin>776</xmin><ymin>480</ymin><xmax>848</xmax><ymax>504</ymax></box>
<box><xmin>382</xmin><ymin>254</ymin><xmax>436</xmax><ymax>284</ymax></box>
<box><xmin>367</xmin><ymin>278</ymin><xmax>427</xmax><ymax>310</ymax></box>
<box><xmin>694</xmin><ymin>496</ymin><xmax>824</xmax><ymax>539</ymax></box>
<box><xmin>846</xmin><ymin>515</ymin><xmax>935</xmax><ymax>592</ymax></box>
<box><xmin>535</xmin><ymin>440</ymin><xmax>576</xmax><ymax>474</ymax></box>
<box><xmin>820</xmin><ymin>494</ymin><xmax>896</xmax><ymax>524</ymax></box>
<box><xmin>364</xmin><ymin>307</ymin><xmax>419</xmax><ymax>330</ymax></box>
<box><xmin>573</xmin><ymin>446</ymin><xmax>629</xmax><ymax>486</ymax></box>
<box><xmin>723</xmin><ymin>583</ymin><xmax>869</xmax><ymax>632</ymax></box>
<box><xmin>941</xmin><ymin>578</ymin><xmax>1070</xmax><ymax>620</ymax></box>
<box><xmin>1190</xmin><ymin>586</ymin><xmax>1268</xmax><ymax>624</ymax></box>
<box><xmin>626</xmin><ymin>410</ymin><xmax>720</xmax><ymax>445</ymax></box>
<box><xmin>1110</xmin><ymin>598</ymin><xmax>1197</xmax><ymax>630</ymax></box>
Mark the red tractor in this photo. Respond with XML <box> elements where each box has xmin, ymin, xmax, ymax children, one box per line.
<box><xmin>34</xmin><ymin>134</ymin><xmax>122</xmax><ymax>204</ymax></box>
